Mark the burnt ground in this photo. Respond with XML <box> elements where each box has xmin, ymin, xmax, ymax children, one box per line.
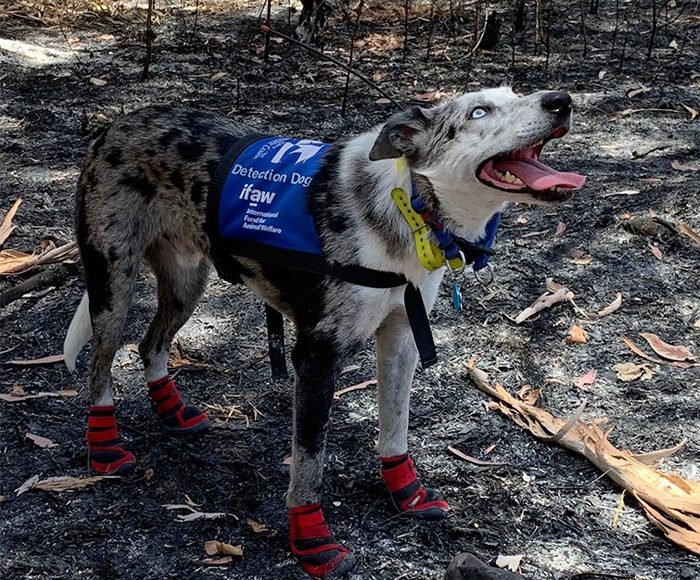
<box><xmin>0</xmin><ymin>1</ymin><xmax>699</xmax><ymax>578</ymax></box>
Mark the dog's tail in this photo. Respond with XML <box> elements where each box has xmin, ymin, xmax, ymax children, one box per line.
<box><xmin>63</xmin><ymin>292</ymin><xmax>92</xmax><ymax>372</ymax></box>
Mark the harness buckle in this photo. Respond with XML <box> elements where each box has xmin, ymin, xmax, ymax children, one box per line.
<box><xmin>473</xmin><ymin>263</ymin><xmax>494</xmax><ymax>287</ymax></box>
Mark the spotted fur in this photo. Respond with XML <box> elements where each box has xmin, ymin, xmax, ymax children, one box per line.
<box><xmin>64</xmin><ymin>88</ymin><xmax>577</xmax><ymax>577</ymax></box>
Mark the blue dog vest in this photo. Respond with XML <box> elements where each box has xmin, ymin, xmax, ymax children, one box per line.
<box><xmin>215</xmin><ymin>136</ymin><xmax>331</xmax><ymax>257</ymax></box>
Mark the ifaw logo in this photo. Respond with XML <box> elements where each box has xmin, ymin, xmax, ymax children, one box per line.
<box><xmin>239</xmin><ymin>183</ymin><xmax>276</xmax><ymax>205</ymax></box>
<box><xmin>271</xmin><ymin>140</ymin><xmax>324</xmax><ymax>165</ymax></box>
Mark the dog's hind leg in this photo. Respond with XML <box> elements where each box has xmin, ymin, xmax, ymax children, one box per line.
<box><xmin>139</xmin><ymin>237</ymin><xmax>211</xmax><ymax>435</ymax></box>
<box><xmin>287</xmin><ymin>329</ymin><xmax>357</xmax><ymax>578</ymax></box>
<box><xmin>375</xmin><ymin>307</ymin><xmax>449</xmax><ymax>521</ymax></box>
<box><xmin>80</xmin><ymin>231</ymin><xmax>143</xmax><ymax>475</ymax></box>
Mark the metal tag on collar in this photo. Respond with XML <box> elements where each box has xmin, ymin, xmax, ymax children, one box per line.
<box><xmin>474</xmin><ymin>263</ymin><xmax>494</xmax><ymax>287</ymax></box>
<box><xmin>451</xmin><ymin>281</ymin><xmax>463</xmax><ymax>311</ymax></box>
<box><xmin>446</xmin><ymin>250</ymin><xmax>466</xmax><ymax>311</ymax></box>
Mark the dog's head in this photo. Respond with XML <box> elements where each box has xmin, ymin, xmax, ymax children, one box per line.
<box><xmin>369</xmin><ymin>87</ymin><xmax>585</xmax><ymax>220</ymax></box>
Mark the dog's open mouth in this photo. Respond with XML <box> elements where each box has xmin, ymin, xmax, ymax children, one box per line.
<box><xmin>477</xmin><ymin>129</ymin><xmax>586</xmax><ymax>201</ymax></box>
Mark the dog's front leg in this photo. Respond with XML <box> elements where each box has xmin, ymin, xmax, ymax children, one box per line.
<box><xmin>375</xmin><ymin>306</ymin><xmax>449</xmax><ymax>520</ymax></box>
<box><xmin>287</xmin><ymin>329</ymin><xmax>357</xmax><ymax>578</ymax></box>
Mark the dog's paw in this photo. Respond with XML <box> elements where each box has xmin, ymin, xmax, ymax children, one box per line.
<box><xmin>87</xmin><ymin>405</ymin><xmax>137</xmax><ymax>475</ymax></box>
<box><xmin>147</xmin><ymin>376</ymin><xmax>211</xmax><ymax>435</ymax></box>
<box><xmin>289</xmin><ymin>503</ymin><xmax>357</xmax><ymax>578</ymax></box>
<box><xmin>89</xmin><ymin>447</ymin><xmax>137</xmax><ymax>475</ymax></box>
<box><xmin>381</xmin><ymin>454</ymin><xmax>449</xmax><ymax>520</ymax></box>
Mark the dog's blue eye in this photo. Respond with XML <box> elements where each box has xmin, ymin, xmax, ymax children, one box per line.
<box><xmin>470</xmin><ymin>107</ymin><xmax>488</xmax><ymax>119</ymax></box>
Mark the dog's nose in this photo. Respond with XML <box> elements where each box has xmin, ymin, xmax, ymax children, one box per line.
<box><xmin>541</xmin><ymin>91</ymin><xmax>572</xmax><ymax>114</ymax></box>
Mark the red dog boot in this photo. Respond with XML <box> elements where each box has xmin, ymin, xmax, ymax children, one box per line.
<box><xmin>87</xmin><ymin>405</ymin><xmax>136</xmax><ymax>474</ymax></box>
<box><xmin>147</xmin><ymin>376</ymin><xmax>210</xmax><ymax>435</ymax></box>
<box><xmin>381</xmin><ymin>454</ymin><xmax>449</xmax><ymax>520</ymax></box>
<box><xmin>289</xmin><ymin>503</ymin><xmax>356</xmax><ymax>578</ymax></box>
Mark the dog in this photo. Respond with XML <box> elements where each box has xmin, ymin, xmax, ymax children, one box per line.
<box><xmin>63</xmin><ymin>87</ymin><xmax>584</xmax><ymax>578</ymax></box>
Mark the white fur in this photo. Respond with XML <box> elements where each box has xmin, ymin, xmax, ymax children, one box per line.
<box><xmin>63</xmin><ymin>292</ymin><xmax>92</xmax><ymax>372</ymax></box>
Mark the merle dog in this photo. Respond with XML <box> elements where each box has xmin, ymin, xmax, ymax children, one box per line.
<box><xmin>64</xmin><ymin>87</ymin><xmax>584</xmax><ymax>577</ymax></box>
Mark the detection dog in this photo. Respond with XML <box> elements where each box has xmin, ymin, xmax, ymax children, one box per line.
<box><xmin>64</xmin><ymin>87</ymin><xmax>584</xmax><ymax>577</ymax></box>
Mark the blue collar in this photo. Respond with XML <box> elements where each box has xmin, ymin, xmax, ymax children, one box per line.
<box><xmin>409</xmin><ymin>179</ymin><xmax>500</xmax><ymax>272</ymax></box>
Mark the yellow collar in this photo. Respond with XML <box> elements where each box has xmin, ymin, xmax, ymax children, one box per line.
<box><xmin>390</xmin><ymin>158</ymin><xmax>464</xmax><ymax>272</ymax></box>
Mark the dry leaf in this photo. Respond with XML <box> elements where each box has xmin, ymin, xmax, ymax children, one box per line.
<box><xmin>210</xmin><ymin>72</ymin><xmax>226</xmax><ymax>81</ymax></box>
<box><xmin>247</xmin><ymin>518</ymin><xmax>278</xmax><ymax>538</ymax></box>
<box><xmin>16</xmin><ymin>475</ymin><xmax>119</xmax><ymax>495</ymax></box>
<box><xmin>555</xmin><ymin>221</ymin><xmax>566</xmax><ymax>236</ymax></box>
<box><xmin>681</xmin><ymin>103</ymin><xmax>698</xmax><ymax>121</ymax></box>
<box><xmin>598</xmin><ymin>70</ymin><xmax>607</xmax><ymax>80</ymax></box>
<box><xmin>26</xmin><ymin>433</ymin><xmax>58</xmax><ymax>449</ymax></box>
<box><xmin>544</xmin><ymin>278</ymin><xmax>567</xmax><ymax>294</ymax></box>
<box><xmin>204</xmin><ymin>540</ymin><xmax>243</xmax><ymax>557</ymax></box>
<box><xmin>514</xmin><ymin>288</ymin><xmax>569</xmax><ymax>324</ymax></box>
<box><xmin>649</xmin><ymin>244</ymin><xmax>663</xmax><ymax>260</ymax></box>
<box><xmin>4</xmin><ymin>354</ymin><xmax>65</xmax><ymax>366</ymax></box>
<box><xmin>465</xmin><ymin>361</ymin><xmax>700</xmax><ymax>557</ymax></box>
<box><xmin>621</xmin><ymin>335</ymin><xmax>695</xmax><ymax>369</ymax></box>
<box><xmin>199</xmin><ymin>556</ymin><xmax>233</xmax><ymax>566</ymax></box>
<box><xmin>0</xmin><ymin>198</ymin><xmax>22</xmax><ymax>247</ymax></box>
<box><xmin>447</xmin><ymin>445</ymin><xmax>508</xmax><ymax>467</ymax></box>
<box><xmin>574</xmin><ymin>369</ymin><xmax>597</xmax><ymax>389</ymax></box>
<box><xmin>671</xmin><ymin>160</ymin><xmax>700</xmax><ymax>172</ymax></box>
<box><xmin>567</xmin><ymin>325</ymin><xmax>589</xmax><ymax>344</ymax></box>
<box><xmin>495</xmin><ymin>554</ymin><xmax>523</xmax><ymax>572</ymax></box>
<box><xmin>89</xmin><ymin>77</ymin><xmax>107</xmax><ymax>86</ymax></box>
<box><xmin>0</xmin><ymin>389</ymin><xmax>76</xmax><ymax>403</ymax></box>
<box><xmin>375</xmin><ymin>98</ymin><xmax>391</xmax><ymax>104</ymax></box>
<box><xmin>612</xmin><ymin>362</ymin><xmax>655</xmax><ymax>382</ymax></box>
<box><xmin>627</xmin><ymin>85</ymin><xmax>650</xmax><ymax>99</ymax></box>
<box><xmin>678</xmin><ymin>221</ymin><xmax>700</xmax><ymax>246</ymax></box>
<box><xmin>334</xmin><ymin>379</ymin><xmax>377</xmax><ymax>399</ymax></box>
<box><xmin>144</xmin><ymin>468</ymin><xmax>154</xmax><ymax>481</ymax></box>
<box><xmin>570</xmin><ymin>255</ymin><xmax>593</xmax><ymax>265</ymax></box>
<box><xmin>598</xmin><ymin>292</ymin><xmax>623</xmax><ymax>317</ymax></box>
<box><xmin>163</xmin><ymin>504</ymin><xmax>228</xmax><ymax>522</ymax></box>
<box><xmin>640</xmin><ymin>333</ymin><xmax>695</xmax><ymax>362</ymax></box>
<box><xmin>413</xmin><ymin>90</ymin><xmax>443</xmax><ymax>102</ymax></box>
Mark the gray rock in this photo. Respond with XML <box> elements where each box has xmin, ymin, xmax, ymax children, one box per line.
<box><xmin>445</xmin><ymin>553</ymin><xmax>525</xmax><ymax>580</ymax></box>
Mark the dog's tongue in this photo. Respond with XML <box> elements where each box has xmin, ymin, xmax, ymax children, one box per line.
<box><xmin>495</xmin><ymin>158</ymin><xmax>586</xmax><ymax>190</ymax></box>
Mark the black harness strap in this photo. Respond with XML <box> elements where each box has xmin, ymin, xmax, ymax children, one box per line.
<box><xmin>404</xmin><ymin>284</ymin><xmax>438</xmax><ymax>368</ymax></box>
<box><xmin>265</xmin><ymin>304</ymin><xmax>289</xmax><ymax>379</ymax></box>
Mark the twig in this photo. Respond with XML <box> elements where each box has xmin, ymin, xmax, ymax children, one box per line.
<box><xmin>631</xmin><ymin>145</ymin><xmax>669</xmax><ymax>159</ymax></box>
<box><xmin>342</xmin><ymin>1</ymin><xmax>365</xmax><ymax>117</ymax></box>
<box><xmin>402</xmin><ymin>0</ymin><xmax>409</xmax><ymax>62</ymax></box>
<box><xmin>260</xmin><ymin>25</ymin><xmax>403</xmax><ymax>109</ymax></box>
<box><xmin>141</xmin><ymin>0</ymin><xmax>156</xmax><ymax>81</ymax></box>
<box><xmin>468</xmin><ymin>9</ymin><xmax>489</xmax><ymax>55</ymax></box>
<box><xmin>647</xmin><ymin>0</ymin><xmax>657</xmax><ymax>61</ymax></box>
<box><xmin>264</xmin><ymin>0</ymin><xmax>272</xmax><ymax>63</ymax></box>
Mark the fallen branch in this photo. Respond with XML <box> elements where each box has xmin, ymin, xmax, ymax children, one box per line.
<box><xmin>0</xmin><ymin>241</ymin><xmax>79</xmax><ymax>276</ymax></box>
<box><xmin>466</xmin><ymin>359</ymin><xmax>700</xmax><ymax>556</ymax></box>
<box><xmin>0</xmin><ymin>263</ymin><xmax>75</xmax><ymax>308</ymax></box>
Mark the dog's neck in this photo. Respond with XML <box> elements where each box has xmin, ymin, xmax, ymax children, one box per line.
<box><xmin>323</xmin><ymin>132</ymin><xmax>501</xmax><ymax>283</ymax></box>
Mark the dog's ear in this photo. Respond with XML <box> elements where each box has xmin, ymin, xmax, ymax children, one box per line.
<box><xmin>369</xmin><ymin>106</ymin><xmax>432</xmax><ymax>161</ymax></box>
